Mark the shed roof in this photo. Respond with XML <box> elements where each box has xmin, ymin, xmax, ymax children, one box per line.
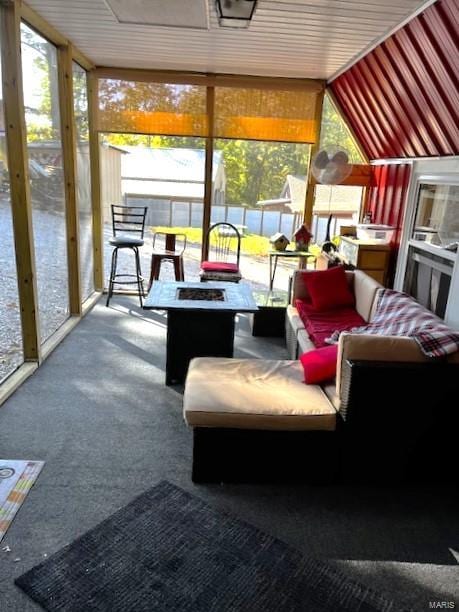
<box><xmin>281</xmin><ymin>175</ymin><xmax>363</xmax><ymax>214</ymax></box>
<box><xmin>314</xmin><ymin>185</ymin><xmax>363</xmax><ymax>213</ymax></box>
<box><xmin>120</xmin><ymin>147</ymin><xmax>222</xmax><ymax>182</ymax></box>
<box><xmin>282</xmin><ymin>175</ymin><xmax>307</xmax><ymax>212</ymax></box>
<box><xmin>120</xmin><ymin>146</ymin><xmax>223</xmax><ymax>200</ymax></box>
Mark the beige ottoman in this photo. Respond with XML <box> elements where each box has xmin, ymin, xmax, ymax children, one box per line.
<box><xmin>183</xmin><ymin>357</ymin><xmax>338</xmax><ymax>482</ymax></box>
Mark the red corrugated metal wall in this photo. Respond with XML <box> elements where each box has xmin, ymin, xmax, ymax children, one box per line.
<box><xmin>365</xmin><ymin>163</ymin><xmax>412</xmax><ymax>283</ymax></box>
<box><xmin>366</xmin><ymin>164</ymin><xmax>412</xmax><ymax>246</ymax></box>
<box><xmin>330</xmin><ymin>0</ymin><xmax>459</xmax><ymax>160</ymax></box>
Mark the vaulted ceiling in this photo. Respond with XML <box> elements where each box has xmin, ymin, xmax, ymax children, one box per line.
<box><xmin>25</xmin><ymin>0</ymin><xmax>431</xmax><ymax>79</ymax></box>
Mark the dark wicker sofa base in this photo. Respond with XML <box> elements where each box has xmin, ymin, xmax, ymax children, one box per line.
<box><xmin>190</xmin><ymin>360</ymin><xmax>459</xmax><ymax>485</ymax></box>
<box><xmin>338</xmin><ymin>359</ymin><xmax>459</xmax><ymax>484</ymax></box>
<box><xmin>192</xmin><ymin>427</ymin><xmax>339</xmax><ymax>484</ymax></box>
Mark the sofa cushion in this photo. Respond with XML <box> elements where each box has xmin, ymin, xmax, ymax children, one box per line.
<box><xmin>353</xmin><ymin>270</ymin><xmax>383</xmax><ymax>321</ymax></box>
<box><xmin>295</xmin><ymin>300</ymin><xmax>366</xmax><ymax>348</ymax></box>
<box><xmin>292</xmin><ymin>269</ymin><xmax>354</xmax><ymax>302</ymax></box>
<box><xmin>300</xmin><ymin>345</ymin><xmax>338</xmax><ymax>384</ymax></box>
<box><xmin>184</xmin><ymin>357</ymin><xmax>337</xmax><ymax>431</ymax></box>
<box><xmin>301</xmin><ymin>266</ymin><xmax>355</xmax><ymax>312</ymax></box>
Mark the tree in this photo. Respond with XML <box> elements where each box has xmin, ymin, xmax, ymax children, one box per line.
<box><xmin>319</xmin><ymin>94</ymin><xmax>363</xmax><ymax>163</ymax></box>
<box><xmin>72</xmin><ymin>65</ymin><xmax>89</xmax><ymax>140</ymax></box>
<box><xmin>21</xmin><ymin>24</ymin><xmax>60</xmax><ymax>142</ymax></box>
<box><xmin>211</xmin><ymin>139</ymin><xmax>310</xmax><ymax>206</ymax></box>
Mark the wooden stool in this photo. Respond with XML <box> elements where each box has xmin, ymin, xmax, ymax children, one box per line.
<box><xmin>149</xmin><ymin>232</ymin><xmax>186</xmax><ymax>289</ymax></box>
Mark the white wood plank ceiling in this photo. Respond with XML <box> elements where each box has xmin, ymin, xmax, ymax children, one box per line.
<box><xmin>25</xmin><ymin>0</ymin><xmax>430</xmax><ymax>80</ymax></box>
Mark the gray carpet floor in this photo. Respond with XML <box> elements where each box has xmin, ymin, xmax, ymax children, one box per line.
<box><xmin>0</xmin><ymin>295</ymin><xmax>457</xmax><ymax>612</ymax></box>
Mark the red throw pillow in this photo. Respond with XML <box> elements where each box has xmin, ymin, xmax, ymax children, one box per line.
<box><xmin>299</xmin><ymin>344</ymin><xmax>338</xmax><ymax>384</ymax></box>
<box><xmin>302</xmin><ymin>266</ymin><xmax>354</xmax><ymax>312</ymax></box>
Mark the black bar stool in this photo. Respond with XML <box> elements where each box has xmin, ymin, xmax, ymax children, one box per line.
<box><xmin>106</xmin><ymin>204</ymin><xmax>148</xmax><ymax>307</ymax></box>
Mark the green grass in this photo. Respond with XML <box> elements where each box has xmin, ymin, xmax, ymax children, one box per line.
<box><xmin>152</xmin><ymin>226</ymin><xmax>271</xmax><ymax>257</ymax></box>
<box><xmin>152</xmin><ymin>226</ymin><xmax>203</xmax><ymax>245</ymax></box>
<box><xmin>151</xmin><ymin>226</ymin><xmax>329</xmax><ymax>259</ymax></box>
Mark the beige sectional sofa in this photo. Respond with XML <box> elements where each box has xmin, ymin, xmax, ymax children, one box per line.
<box><xmin>184</xmin><ymin>269</ymin><xmax>459</xmax><ymax>483</ymax></box>
<box><xmin>286</xmin><ymin>269</ymin><xmax>382</xmax><ymax>359</ymax></box>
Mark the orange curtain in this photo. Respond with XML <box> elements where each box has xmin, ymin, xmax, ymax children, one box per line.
<box><xmin>97</xmin><ymin>78</ymin><xmax>322</xmax><ymax>143</ymax></box>
<box><xmin>97</xmin><ymin>79</ymin><xmax>208</xmax><ymax>137</ymax></box>
<box><xmin>214</xmin><ymin>87</ymin><xmax>319</xmax><ymax>144</ymax></box>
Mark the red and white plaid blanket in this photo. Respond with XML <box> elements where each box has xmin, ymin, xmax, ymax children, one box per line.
<box><xmin>327</xmin><ymin>288</ymin><xmax>459</xmax><ymax>358</ymax></box>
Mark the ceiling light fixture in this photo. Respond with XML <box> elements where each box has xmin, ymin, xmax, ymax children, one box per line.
<box><xmin>215</xmin><ymin>0</ymin><xmax>258</xmax><ymax>28</ymax></box>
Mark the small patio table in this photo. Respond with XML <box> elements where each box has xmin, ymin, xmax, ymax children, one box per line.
<box><xmin>143</xmin><ymin>281</ymin><xmax>258</xmax><ymax>385</ymax></box>
<box><xmin>251</xmin><ymin>289</ymin><xmax>289</xmax><ymax>337</ymax></box>
<box><xmin>269</xmin><ymin>250</ymin><xmax>315</xmax><ymax>290</ymax></box>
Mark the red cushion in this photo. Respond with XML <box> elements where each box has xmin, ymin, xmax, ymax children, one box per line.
<box><xmin>301</xmin><ymin>266</ymin><xmax>355</xmax><ymax>312</ymax></box>
<box><xmin>295</xmin><ymin>299</ymin><xmax>366</xmax><ymax>348</ymax></box>
<box><xmin>300</xmin><ymin>345</ymin><xmax>338</xmax><ymax>384</ymax></box>
<box><xmin>201</xmin><ymin>261</ymin><xmax>239</xmax><ymax>273</ymax></box>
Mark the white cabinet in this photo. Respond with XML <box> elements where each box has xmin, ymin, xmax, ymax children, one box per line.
<box><xmin>339</xmin><ymin>236</ymin><xmax>391</xmax><ymax>285</ymax></box>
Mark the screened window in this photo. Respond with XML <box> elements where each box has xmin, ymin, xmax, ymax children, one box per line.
<box><xmin>0</xmin><ymin>28</ymin><xmax>24</xmax><ymax>382</ymax></box>
<box><xmin>21</xmin><ymin>23</ymin><xmax>69</xmax><ymax>343</ymax></box>
<box><xmin>320</xmin><ymin>94</ymin><xmax>364</xmax><ymax>164</ymax></box>
<box><xmin>73</xmin><ymin>62</ymin><xmax>94</xmax><ymax>302</ymax></box>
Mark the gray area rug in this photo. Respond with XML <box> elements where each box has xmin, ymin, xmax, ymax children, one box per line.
<box><xmin>16</xmin><ymin>480</ymin><xmax>407</xmax><ymax>612</ymax></box>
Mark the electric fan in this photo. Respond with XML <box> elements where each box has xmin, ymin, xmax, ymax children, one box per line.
<box><xmin>311</xmin><ymin>145</ymin><xmax>353</xmax><ymax>252</ymax></box>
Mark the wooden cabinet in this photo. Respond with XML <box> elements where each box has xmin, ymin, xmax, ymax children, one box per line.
<box><xmin>339</xmin><ymin>236</ymin><xmax>391</xmax><ymax>285</ymax></box>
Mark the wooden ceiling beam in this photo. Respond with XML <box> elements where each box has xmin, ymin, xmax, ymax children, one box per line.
<box><xmin>21</xmin><ymin>1</ymin><xmax>94</xmax><ymax>69</ymax></box>
<box><xmin>94</xmin><ymin>66</ymin><xmax>325</xmax><ymax>92</ymax></box>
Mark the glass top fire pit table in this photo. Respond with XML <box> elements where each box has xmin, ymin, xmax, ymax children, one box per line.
<box><xmin>143</xmin><ymin>281</ymin><xmax>258</xmax><ymax>385</ymax></box>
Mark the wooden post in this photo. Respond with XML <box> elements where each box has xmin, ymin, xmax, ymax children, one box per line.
<box><xmin>87</xmin><ymin>71</ymin><xmax>104</xmax><ymax>291</ymax></box>
<box><xmin>57</xmin><ymin>44</ymin><xmax>81</xmax><ymax>315</ymax></box>
<box><xmin>304</xmin><ymin>88</ymin><xmax>325</xmax><ymax>228</ymax></box>
<box><xmin>201</xmin><ymin>86</ymin><xmax>214</xmax><ymax>262</ymax></box>
<box><xmin>1</xmin><ymin>0</ymin><xmax>41</xmax><ymax>361</ymax></box>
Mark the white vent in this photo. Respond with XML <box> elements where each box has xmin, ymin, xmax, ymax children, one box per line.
<box><xmin>105</xmin><ymin>0</ymin><xmax>209</xmax><ymax>29</ymax></box>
